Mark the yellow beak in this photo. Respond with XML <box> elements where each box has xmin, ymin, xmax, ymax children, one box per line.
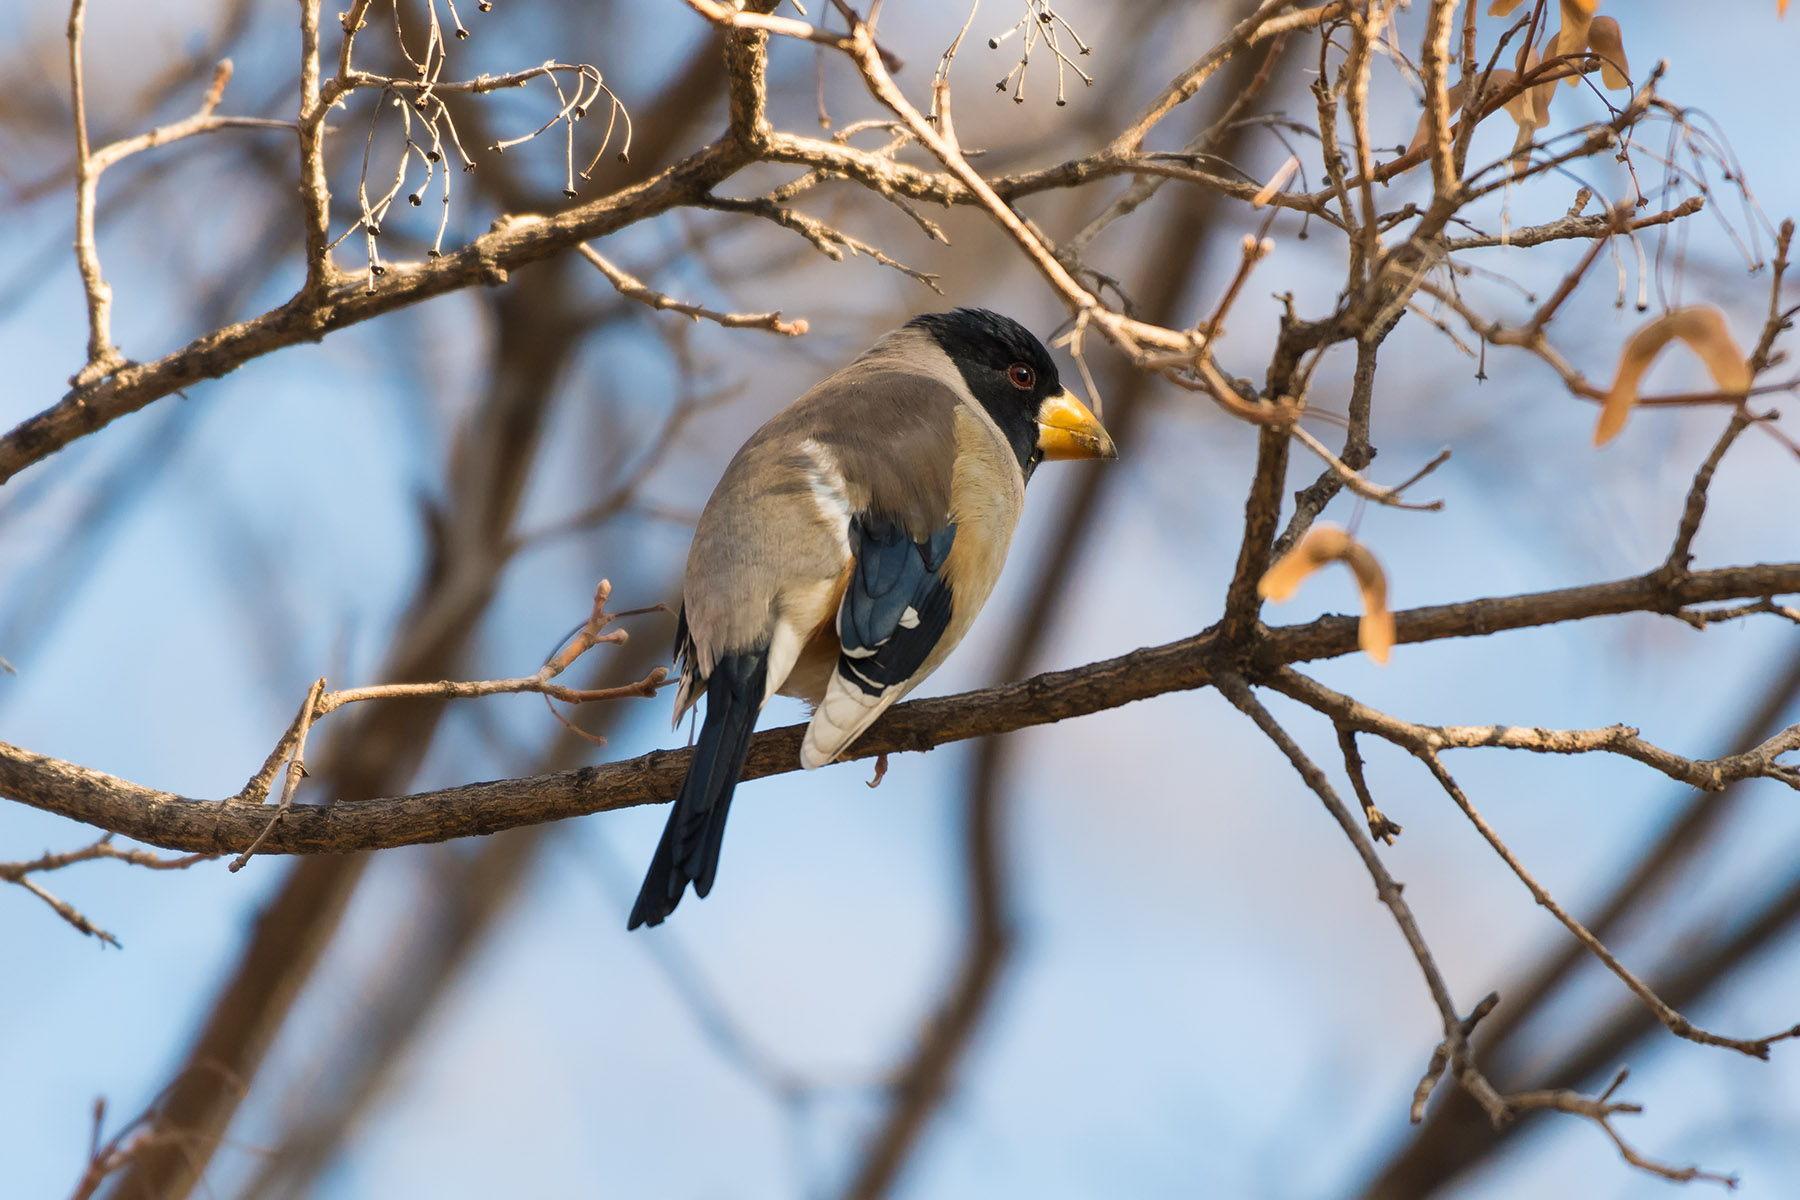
<box><xmin>1035</xmin><ymin>389</ymin><xmax>1118</xmax><ymax>461</ymax></box>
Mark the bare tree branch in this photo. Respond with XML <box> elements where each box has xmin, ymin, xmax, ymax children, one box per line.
<box><xmin>8</xmin><ymin>3</ymin><xmax>1799</xmax><ymax>1195</ymax></box>
<box><xmin>577</xmin><ymin>243</ymin><xmax>809</xmax><ymax>334</ymax></box>
<box><xmin>5</xmin><ymin>561</ymin><xmax>1796</xmax><ymax>859</ymax></box>
<box><xmin>0</xmin><ymin>835</ymin><xmax>210</xmax><ymax>946</ymax></box>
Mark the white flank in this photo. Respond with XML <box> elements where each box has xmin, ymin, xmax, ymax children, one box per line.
<box><xmin>798</xmin><ymin>437</ymin><xmax>852</xmax><ymax>557</ymax></box>
<box><xmin>762</xmin><ymin>620</ymin><xmax>805</xmax><ymax>710</ymax></box>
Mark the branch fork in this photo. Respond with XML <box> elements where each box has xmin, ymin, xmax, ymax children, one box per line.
<box><xmin>221</xmin><ymin>580</ymin><xmax>668</xmax><ymax>872</ymax></box>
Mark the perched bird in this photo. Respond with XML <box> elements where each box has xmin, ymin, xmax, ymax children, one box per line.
<box><xmin>629</xmin><ymin>308</ymin><xmax>1116</xmax><ymax>928</ymax></box>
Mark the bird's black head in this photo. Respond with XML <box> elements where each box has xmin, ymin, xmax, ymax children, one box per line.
<box><xmin>908</xmin><ymin>308</ymin><xmax>1071</xmax><ymax>478</ymax></box>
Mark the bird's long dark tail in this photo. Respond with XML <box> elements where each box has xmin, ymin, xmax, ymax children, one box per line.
<box><xmin>628</xmin><ymin>649</ymin><xmax>768</xmax><ymax>929</ymax></box>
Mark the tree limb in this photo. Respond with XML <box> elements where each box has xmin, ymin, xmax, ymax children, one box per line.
<box><xmin>6</xmin><ymin>561</ymin><xmax>1795</xmax><ymax>858</ymax></box>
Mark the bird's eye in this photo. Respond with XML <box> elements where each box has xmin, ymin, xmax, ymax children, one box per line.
<box><xmin>1007</xmin><ymin>363</ymin><xmax>1036</xmax><ymax>390</ymax></box>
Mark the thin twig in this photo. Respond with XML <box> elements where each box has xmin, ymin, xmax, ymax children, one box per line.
<box><xmin>1</xmin><ymin>835</ymin><xmax>212</xmax><ymax>945</ymax></box>
<box><xmin>223</xmin><ymin>581</ymin><xmax>668</xmax><ymax>871</ymax></box>
<box><xmin>577</xmin><ymin>244</ymin><xmax>808</xmax><ymax>335</ymax></box>
<box><xmin>1265</xmin><ymin>667</ymin><xmax>1800</xmax><ymax>1057</ymax></box>
<box><xmin>1213</xmin><ymin>672</ymin><xmax>1508</xmax><ymax>1122</ymax></box>
<box><xmin>1287</xmin><ymin>426</ymin><xmax>1446</xmax><ymax>511</ymax></box>
<box><xmin>1662</xmin><ymin>409</ymin><xmax>1756</xmax><ymax>578</ymax></box>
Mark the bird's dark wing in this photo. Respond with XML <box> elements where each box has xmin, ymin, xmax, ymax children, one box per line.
<box><xmin>801</xmin><ymin>513</ymin><xmax>957</xmax><ymax>768</ymax></box>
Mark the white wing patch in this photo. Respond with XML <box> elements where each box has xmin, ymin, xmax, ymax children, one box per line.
<box><xmin>799</xmin><ymin>437</ymin><xmax>852</xmax><ymax>558</ymax></box>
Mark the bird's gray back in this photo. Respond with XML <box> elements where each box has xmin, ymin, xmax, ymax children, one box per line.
<box><xmin>683</xmin><ymin>329</ymin><xmax>964</xmax><ymax>660</ymax></box>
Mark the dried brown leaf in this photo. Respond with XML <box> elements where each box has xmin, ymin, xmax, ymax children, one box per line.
<box><xmin>1587</xmin><ymin>17</ymin><xmax>1630</xmax><ymax>89</ymax></box>
<box><xmin>1478</xmin><ymin>68</ymin><xmax>1525</xmax><ymax>122</ymax></box>
<box><xmin>1406</xmin><ymin>79</ymin><xmax>1465</xmax><ymax>159</ymax></box>
<box><xmin>1259</xmin><ymin>525</ymin><xmax>1395</xmax><ymax>664</ymax></box>
<box><xmin>1556</xmin><ymin>0</ymin><xmax>1599</xmax><ymax>86</ymax></box>
<box><xmin>1596</xmin><ymin>307</ymin><xmax>1752</xmax><ymax>445</ymax></box>
<box><xmin>1407</xmin><ymin>70</ymin><xmax>1529</xmax><ymax>168</ymax></box>
<box><xmin>1492</xmin><ymin>48</ymin><xmax>1548</xmax><ymax>178</ymax></box>
<box><xmin>1259</xmin><ymin>525</ymin><xmax>1351</xmax><ymax>601</ymax></box>
<box><xmin>1344</xmin><ymin>544</ymin><xmax>1395</xmax><ymax>663</ymax></box>
<box><xmin>1507</xmin><ymin>120</ymin><xmax>1536</xmax><ymax>179</ymax></box>
<box><xmin>1488</xmin><ymin>0</ymin><xmax>1527</xmax><ymax>14</ymax></box>
<box><xmin>1510</xmin><ymin>45</ymin><xmax>1555</xmax><ymax>129</ymax></box>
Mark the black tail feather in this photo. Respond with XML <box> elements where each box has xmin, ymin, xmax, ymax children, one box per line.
<box><xmin>627</xmin><ymin>649</ymin><xmax>768</xmax><ymax>929</ymax></box>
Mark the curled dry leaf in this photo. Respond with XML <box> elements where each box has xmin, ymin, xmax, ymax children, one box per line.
<box><xmin>1487</xmin><ymin>67</ymin><xmax>1531</xmax><ymax>125</ymax></box>
<box><xmin>1555</xmin><ymin>0</ymin><xmax>1600</xmax><ymax>85</ymax></box>
<box><xmin>1500</xmin><ymin>47</ymin><xmax>1553</xmax><ymax>178</ymax></box>
<box><xmin>1258</xmin><ymin>524</ymin><xmax>1352</xmax><ymax>603</ymax></box>
<box><xmin>1493</xmin><ymin>43</ymin><xmax>1562</xmax><ymax>179</ymax></box>
<box><xmin>1488</xmin><ymin>0</ymin><xmax>1526</xmax><ymax>14</ymax></box>
<box><xmin>1258</xmin><ymin>524</ymin><xmax>1396</xmax><ymax>664</ymax></box>
<box><xmin>1596</xmin><ymin>307</ymin><xmax>1751</xmax><ymax>445</ymax></box>
<box><xmin>1586</xmin><ymin>17</ymin><xmax>1630</xmax><ymax>89</ymax></box>
<box><xmin>1514</xmin><ymin>45</ymin><xmax>1553</xmax><ymax>125</ymax></box>
<box><xmin>1506</xmin><ymin>122</ymin><xmax>1536</xmax><ymax>178</ymax></box>
<box><xmin>1405</xmin><ymin>69</ymin><xmax>1526</xmax><ymax>168</ymax></box>
<box><xmin>1406</xmin><ymin>78</ymin><xmax>1467</xmax><ymax>157</ymax></box>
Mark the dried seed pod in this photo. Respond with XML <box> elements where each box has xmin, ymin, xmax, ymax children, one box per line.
<box><xmin>1259</xmin><ymin>525</ymin><xmax>1396</xmax><ymax>664</ymax></box>
<box><xmin>1555</xmin><ymin>0</ymin><xmax>1600</xmax><ymax>86</ymax></box>
<box><xmin>1587</xmin><ymin>17</ymin><xmax>1630</xmax><ymax>89</ymax></box>
<box><xmin>1596</xmin><ymin>307</ymin><xmax>1751</xmax><ymax>444</ymax></box>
